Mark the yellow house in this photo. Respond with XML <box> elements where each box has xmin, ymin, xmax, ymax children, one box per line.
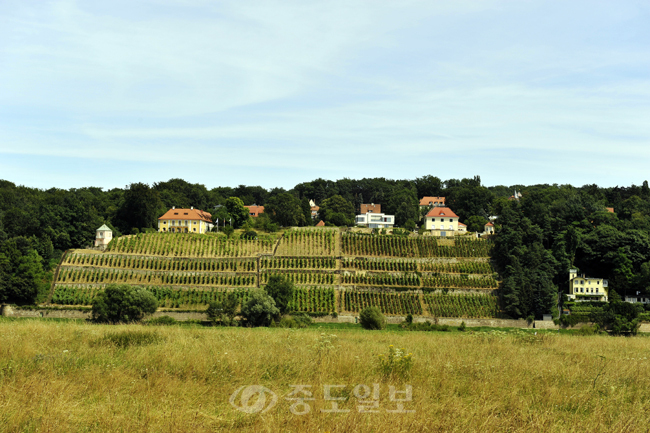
<box><xmin>568</xmin><ymin>269</ymin><xmax>609</xmax><ymax>302</ymax></box>
<box><xmin>158</xmin><ymin>207</ymin><xmax>214</xmax><ymax>234</ymax></box>
<box><xmin>423</xmin><ymin>207</ymin><xmax>460</xmax><ymax>236</ymax></box>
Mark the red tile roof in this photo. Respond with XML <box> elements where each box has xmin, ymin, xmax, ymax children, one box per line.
<box><xmin>158</xmin><ymin>208</ymin><xmax>212</xmax><ymax>223</ymax></box>
<box><xmin>316</xmin><ymin>220</ymin><xmax>325</xmax><ymax>227</ymax></box>
<box><xmin>606</xmin><ymin>207</ymin><xmax>614</xmax><ymax>213</ymax></box>
<box><xmin>425</xmin><ymin>207</ymin><xmax>458</xmax><ymax>218</ymax></box>
<box><xmin>485</xmin><ymin>222</ymin><xmax>494</xmax><ymax>227</ymax></box>
<box><xmin>245</xmin><ymin>205</ymin><xmax>265</xmax><ymax>217</ymax></box>
<box><xmin>419</xmin><ymin>196</ymin><xmax>445</xmax><ymax>206</ymax></box>
<box><xmin>458</xmin><ymin>222</ymin><xmax>467</xmax><ymax>227</ymax></box>
<box><xmin>360</xmin><ymin>203</ymin><xmax>381</xmax><ymax>214</ymax></box>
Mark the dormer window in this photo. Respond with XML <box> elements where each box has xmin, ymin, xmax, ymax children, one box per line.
<box><xmin>174</xmin><ymin>212</ymin><xmax>178</xmax><ymax>215</ymax></box>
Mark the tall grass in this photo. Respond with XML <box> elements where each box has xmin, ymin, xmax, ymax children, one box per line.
<box><xmin>1</xmin><ymin>320</ymin><xmax>650</xmax><ymax>432</ymax></box>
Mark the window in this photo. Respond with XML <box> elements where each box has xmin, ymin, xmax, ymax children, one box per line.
<box><xmin>449</xmin><ymin>219</ymin><xmax>453</xmax><ymax>222</ymax></box>
<box><xmin>441</xmin><ymin>231</ymin><xmax>446</xmax><ymax>237</ymax></box>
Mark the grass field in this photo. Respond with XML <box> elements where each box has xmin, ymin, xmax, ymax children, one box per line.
<box><xmin>2</xmin><ymin>319</ymin><xmax>650</xmax><ymax>432</ymax></box>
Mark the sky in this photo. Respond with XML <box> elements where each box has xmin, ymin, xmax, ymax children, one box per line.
<box><xmin>1</xmin><ymin>0</ymin><xmax>649</xmax><ymax>191</ymax></box>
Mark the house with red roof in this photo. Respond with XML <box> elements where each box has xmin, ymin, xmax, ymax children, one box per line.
<box><xmin>316</xmin><ymin>220</ymin><xmax>325</xmax><ymax>227</ymax></box>
<box><xmin>423</xmin><ymin>207</ymin><xmax>460</xmax><ymax>236</ymax></box>
<box><xmin>158</xmin><ymin>207</ymin><xmax>214</xmax><ymax>233</ymax></box>
<box><xmin>419</xmin><ymin>196</ymin><xmax>445</xmax><ymax>208</ymax></box>
<box><xmin>245</xmin><ymin>205</ymin><xmax>264</xmax><ymax>217</ymax></box>
<box><xmin>484</xmin><ymin>221</ymin><xmax>495</xmax><ymax>234</ymax></box>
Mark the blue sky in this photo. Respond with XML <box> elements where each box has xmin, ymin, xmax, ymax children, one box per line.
<box><xmin>1</xmin><ymin>0</ymin><xmax>649</xmax><ymax>190</ymax></box>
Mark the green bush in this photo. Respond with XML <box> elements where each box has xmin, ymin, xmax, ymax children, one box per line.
<box><xmin>359</xmin><ymin>306</ymin><xmax>386</xmax><ymax>330</ymax></box>
<box><xmin>264</xmin><ymin>275</ymin><xmax>294</xmax><ymax>315</ymax></box>
<box><xmin>146</xmin><ymin>315</ymin><xmax>177</xmax><ymax>326</ymax></box>
<box><xmin>241</xmin><ymin>288</ymin><xmax>279</xmax><ymax>327</ymax></box>
<box><xmin>91</xmin><ymin>284</ymin><xmax>158</xmax><ymax>323</ymax></box>
<box><xmin>276</xmin><ymin>313</ymin><xmax>312</xmax><ymax>329</ymax></box>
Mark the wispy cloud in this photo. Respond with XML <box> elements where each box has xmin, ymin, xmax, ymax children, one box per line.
<box><xmin>0</xmin><ymin>0</ymin><xmax>649</xmax><ymax>189</ymax></box>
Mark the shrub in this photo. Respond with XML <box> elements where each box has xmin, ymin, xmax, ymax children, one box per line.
<box><xmin>359</xmin><ymin>306</ymin><xmax>386</xmax><ymax>330</ymax></box>
<box><xmin>91</xmin><ymin>284</ymin><xmax>158</xmax><ymax>323</ymax></box>
<box><xmin>242</xmin><ymin>230</ymin><xmax>258</xmax><ymax>240</ymax></box>
<box><xmin>146</xmin><ymin>315</ymin><xmax>177</xmax><ymax>326</ymax></box>
<box><xmin>458</xmin><ymin>321</ymin><xmax>467</xmax><ymax>332</ymax></box>
<box><xmin>276</xmin><ymin>314</ymin><xmax>312</xmax><ymax>329</ymax></box>
<box><xmin>241</xmin><ymin>288</ymin><xmax>279</xmax><ymax>327</ymax></box>
<box><xmin>264</xmin><ymin>275</ymin><xmax>294</xmax><ymax>315</ymax></box>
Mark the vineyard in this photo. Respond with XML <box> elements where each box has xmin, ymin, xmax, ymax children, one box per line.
<box><xmin>421</xmin><ymin>274</ymin><xmax>498</xmax><ymax>289</ymax></box>
<box><xmin>105</xmin><ymin>232</ymin><xmax>277</xmax><ymax>257</ymax></box>
<box><xmin>52</xmin><ymin>285</ymin><xmax>335</xmax><ymax>314</ymax></box>
<box><xmin>342</xmin><ymin>290</ymin><xmax>423</xmax><ymax>316</ymax></box>
<box><xmin>425</xmin><ymin>293</ymin><xmax>500</xmax><ymax>318</ymax></box>
<box><xmin>49</xmin><ymin>228</ymin><xmax>502</xmax><ymax>318</ymax></box>
<box><xmin>275</xmin><ymin>229</ymin><xmax>337</xmax><ymax>256</ymax></box>
<box><xmin>57</xmin><ymin>267</ymin><xmax>257</xmax><ymax>287</ymax></box>
<box><xmin>65</xmin><ymin>253</ymin><xmax>257</xmax><ymax>272</ymax></box>
<box><xmin>260</xmin><ymin>271</ymin><xmax>337</xmax><ymax>286</ymax></box>
<box><xmin>261</xmin><ymin>257</ymin><xmax>337</xmax><ymax>270</ymax></box>
<box><xmin>342</xmin><ymin>234</ymin><xmax>491</xmax><ymax>257</ymax></box>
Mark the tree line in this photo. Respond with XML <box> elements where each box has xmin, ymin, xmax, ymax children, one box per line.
<box><xmin>2</xmin><ymin>177</ymin><xmax>650</xmax><ymax>319</ymax></box>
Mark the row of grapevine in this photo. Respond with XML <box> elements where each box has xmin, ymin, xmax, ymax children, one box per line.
<box><xmin>261</xmin><ymin>257</ymin><xmax>336</xmax><ymax>270</ymax></box>
<box><xmin>275</xmin><ymin>229</ymin><xmax>336</xmax><ymax>256</ymax></box>
<box><xmin>340</xmin><ymin>273</ymin><xmax>420</xmax><ymax>287</ymax></box>
<box><xmin>341</xmin><ymin>234</ymin><xmax>491</xmax><ymax>258</ymax></box>
<box><xmin>342</xmin><ymin>290</ymin><xmax>422</xmax><ymax>315</ymax></box>
<box><xmin>422</xmin><ymin>274</ymin><xmax>498</xmax><ymax>289</ymax></box>
<box><xmin>106</xmin><ymin>232</ymin><xmax>276</xmax><ymax>257</ymax></box>
<box><xmin>260</xmin><ymin>272</ymin><xmax>337</xmax><ymax>286</ymax></box>
<box><xmin>52</xmin><ymin>285</ymin><xmax>252</xmax><ymax>309</ymax></box>
<box><xmin>424</xmin><ymin>293</ymin><xmax>500</xmax><ymax>318</ymax></box>
<box><xmin>342</xmin><ymin>258</ymin><xmax>417</xmax><ymax>272</ymax></box>
<box><xmin>289</xmin><ymin>287</ymin><xmax>336</xmax><ymax>313</ymax></box>
<box><xmin>65</xmin><ymin>254</ymin><xmax>257</xmax><ymax>272</ymax></box>
<box><xmin>57</xmin><ymin>268</ymin><xmax>257</xmax><ymax>287</ymax></box>
<box><xmin>419</xmin><ymin>261</ymin><xmax>493</xmax><ymax>274</ymax></box>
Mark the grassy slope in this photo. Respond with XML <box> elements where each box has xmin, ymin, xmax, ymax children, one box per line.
<box><xmin>2</xmin><ymin>319</ymin><xmax>650</xmax><ymax>432</ymax></box>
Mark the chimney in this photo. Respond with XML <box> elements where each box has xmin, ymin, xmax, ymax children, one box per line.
<box><xmin>172</xmin><ymin>206</ymin><xmax>175</xmax><ymax>210</ymax></box>
<box><xmin>191</xmin><ymin>206</ymin><xmax>193</xmax><ymax>210</ymax></box>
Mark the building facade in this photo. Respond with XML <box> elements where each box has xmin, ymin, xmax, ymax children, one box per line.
<box><xmin>355</xmin><ymin>212</ymin><xmax>395</xmax><ymax>229</ymax></box>
<box><xmin>568</xmin><ymin>269</ymin><xmax>609</xmax><ymax>302</ymax></box>
<box><xmin>158</xmin><ymin>207</ymin><xmax>214</xmax><ymax>234</ymax></box>
<box><xmin>423</xmin><ymin>207</ymin><xmax>460</xmax><ymax>236</ymax></box>
<box><xmin>94</xmin><ymin>224</ymin><xmax>113</xmax><ymax>248</ymax></box>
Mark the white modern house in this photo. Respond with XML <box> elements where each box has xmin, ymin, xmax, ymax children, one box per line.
<box><xmin>355</xmin><ymin>212</ymin><xmax>395</xmax><ymax>229</ymax></box>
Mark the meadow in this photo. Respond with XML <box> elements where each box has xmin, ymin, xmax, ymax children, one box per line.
<box><xmin>2</xmin><ymin>319</ymin><xmax>650</xmax><ymax>432</ymax></box>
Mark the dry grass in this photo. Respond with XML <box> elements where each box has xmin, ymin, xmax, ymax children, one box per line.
<box><xmin>1</xmin><ymin>320</ymin><xmax>650</xmax><ymax>432</ymax></box>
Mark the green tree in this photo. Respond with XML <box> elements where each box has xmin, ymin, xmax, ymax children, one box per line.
<box><xmin>224</xmin><ymin>197</ymin><xmax>250</xmax><ymax>229</ymax></box>
<box><xmin>240</xmin><ymin>288</ymin><xmax>279</xmax><ymax>327</ymax></box>
<box><xmin>385</xmin><ymin>186</ymin><xmax>419</xmax><ymax>227</ymax></box>
<box><xmin>320</xmin><ymin>195</ymin><xmax>355</xmax><ymax>226</ymax></box>
<box><xmin>91</xmin><ymin>284</ymin><xmax>158</xmax><ymax>323</ymax></box>
<box><xmin>115</xmin><ymin>183</ymin><xmax>164</xmax><ymax>233</ymax></box>
<box><xmin>0</xmin><ymin>237</ymin><xmax>47</xmax><ymax>305</ymax></box>
<box><xmin>264</xmin><ymin>274</ymin><xmax>295</xmax><ymax>315</ymax></box>
<box><xmin>264</xmin><ymin>193</ymin><xmax>305</xmax><ymax>227</ymax></box>
<box><xmin>465</xmin><ymin>215</ymin><xmax>488</xmax><ymax>233</ymax></box>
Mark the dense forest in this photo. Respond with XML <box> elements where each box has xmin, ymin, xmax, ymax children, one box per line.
<box><xmin>1</xmin><ymin>176</ymin><xmax>650</xmax><ymax>320</ymax></box>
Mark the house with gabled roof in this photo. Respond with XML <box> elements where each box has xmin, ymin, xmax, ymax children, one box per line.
<box><xmin>568</xmin><ymin>269</ymin><xmax>608</xmax><ymax>302</ymax></box>
<box><xmin>245</xmin><ymin>205</ymin><xmax>264</xmax><ymax>217</ymax></box>
<box><xmin>423</xmin><ymin>207</ymin><xmax>460</xmax><ymax>236</ymax></box>
<box><xmin>419</xmin><ymin>196</ymin><xmax>446</xmax><ymax>208</ymax></box>
<box><xmin>158</xmin><ymin>207</ymin><xmax>214</xmax><ymax>233</ymax></box>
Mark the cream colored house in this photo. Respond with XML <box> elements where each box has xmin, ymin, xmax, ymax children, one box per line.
<box><xmin>484</xmin><ymin>222</ymin><xmax>495</xmax><ymax>234</ymax></box>
<box><xmin>423</xmin><ymin>207</ymin><xmax>460</xmax><ymax>236</ymax></box>
<box><xmin>158</xmin><ymin>207</ymin><xmax>214</xmax><ymax>234</ymax></box>
<box><xmin>94</xmin><ymin>224</ymin><xmax>113</xmax><ymax>248</ymax></box>
<box><xmin>568</xmin><ymin>269</ymin><xmax>608</xmax><ymax>302</ymax></box>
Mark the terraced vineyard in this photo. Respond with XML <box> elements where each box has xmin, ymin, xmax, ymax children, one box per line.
<box><xmin>425</xmin><ymin>293</ymin><xmax>500</xmax><ymax>318</ymax></box>
<box><xmin>50</xmin><ymin>230</ymin><xmax>501</xmax><ymax>318</ymax></box>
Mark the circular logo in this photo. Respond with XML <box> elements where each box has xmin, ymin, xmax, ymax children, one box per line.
<box><xmin>229</xmin><ymin>385</ymin><xmax>278</xmax><ymax>414</ymax></box>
